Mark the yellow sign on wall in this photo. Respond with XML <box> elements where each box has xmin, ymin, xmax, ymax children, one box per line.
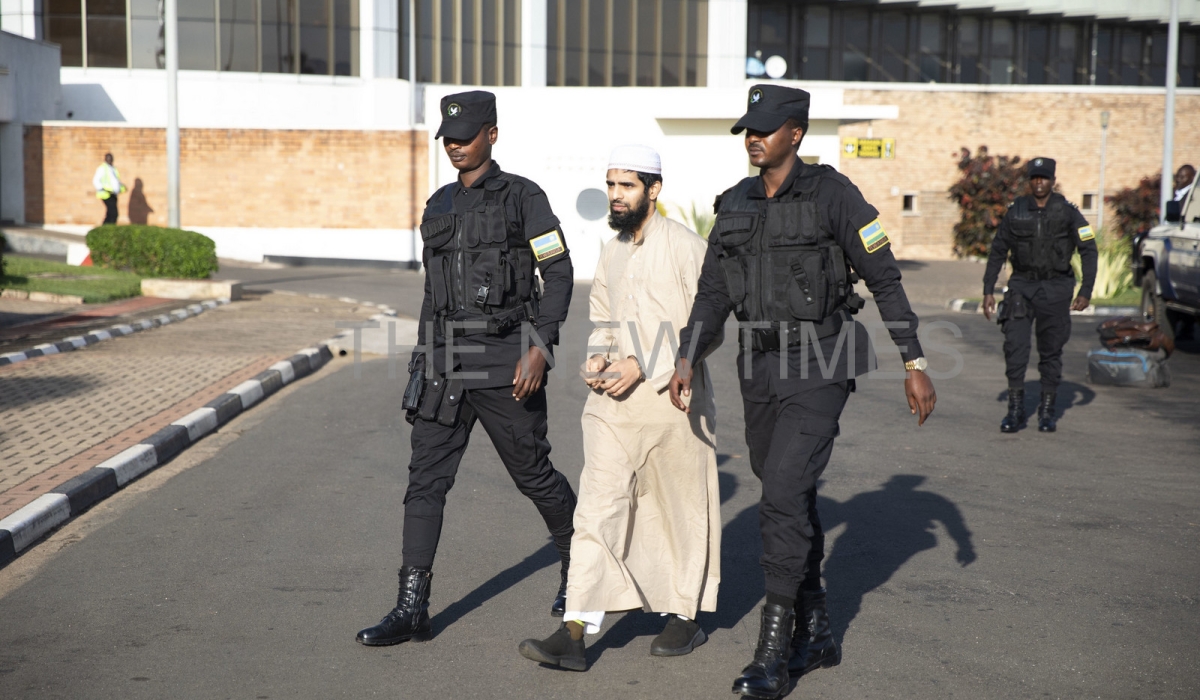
<box><xmin>842</xmin><ymin>138</ymin><xmax>896</xmax><ymax>159</ymax></box>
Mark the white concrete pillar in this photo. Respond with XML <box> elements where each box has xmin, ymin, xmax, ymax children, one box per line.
<box><xmin>521</xmin><ymin>0</ymin><xmax>546</xmax><ymax>87</ymax></box>
<box><xmin>707</xmin><ymin>0</ymin><xmax>746</xmax><ymax>89</ymax></box>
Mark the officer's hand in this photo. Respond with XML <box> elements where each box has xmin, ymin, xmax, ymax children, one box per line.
<box><xmin>904</xmin><ymin>370</ymin><xmax>936</xmax><ymax>426</ymax></box>
<box><xmin>512</xmin><ymin>348</ymin><xmax>547</xmax><ymax>400</ymax></box>
<box><xmin>1070</xmin><ymin>295</ymin><xmax>1090</xmax><ymax>312</ymax></box>
<box><xmin>580</xmin><ymin>355</ymin><xmax>610</xmax><ymax>389</ymax></box>
<box><xmin>982</xmin><ymin>294</ymin><xmax>996</xmax><ymax>321</ymax></box>
<box><xmin>599</xmin><ymin>357</ymin><xmax>642</xmax><ymax>397</ymax></box>
<box><xmin>668</xmin><ymin>358</ymin><xmax>694</xmax><ymax>414</ymax></box>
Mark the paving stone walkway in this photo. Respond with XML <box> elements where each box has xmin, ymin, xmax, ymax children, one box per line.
<box><xmin>0</xmin><ymin>291</ymin><xmax>378</xmax><ymax>519</ymax></box>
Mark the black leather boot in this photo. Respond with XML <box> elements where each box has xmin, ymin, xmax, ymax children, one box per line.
<box><xmin>1037</xmin><ymin>391</ymin><xmax>1058</xmax><ymax>432</ymax></box>
<box><xmin>355</xmin><ymin>566</ymin><xmax>433</xmax><ymax>646</ymax></box>
<box><xmin>550</xmin><ymin>562</ymin><xmax>568</xmax><ymax>617</ymax></box>
<box><xmin>1000</xmin><ymin>388</ymin><xmax>1025</xmax><ymax>433</ymax></box>
<box><xmin>518</xmin><ymin>623</ymin><xmax>587</xmax><ymax>671</ymax></box>
<box><xmin>788</xmin><ymin>588</ymin><xmax>841</xmax><ymax>676</ymax></box>
<box><xmin>731</xmin><ymin>604</ymin><xmax>794</xmax><ymax>699</ymax></box>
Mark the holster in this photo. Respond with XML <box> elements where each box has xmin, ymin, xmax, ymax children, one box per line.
<box><xmin>402</xmin><ymin>368</ymin><xmax>425</xmax><ymax>424</ymax></box>
<box><xmin>998</xmin><ymin>292</ymin><xmax>1028</xmax><ymax>324</ymax></box>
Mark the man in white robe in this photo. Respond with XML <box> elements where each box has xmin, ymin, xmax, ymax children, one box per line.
<box><xmin>518</xmin><ymin>145</ymin><xmax>722</xmax><ymax>671</ymax></box>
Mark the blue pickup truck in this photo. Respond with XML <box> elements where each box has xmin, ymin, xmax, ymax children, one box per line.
<box><xmin>1135</xmin><ymin>186</ymin><xmax>1200</xmax><ymax>340</ymax></box>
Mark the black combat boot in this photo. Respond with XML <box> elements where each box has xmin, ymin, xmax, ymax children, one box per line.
<box><xmin>731</xmin><ymin>604</ymin><xmax>795</xmax><ymax>699</ymax></box>
<box><xmin>518</xmin><ymin>622</ymin><xmax>587</xmax><ymax>671</ymax></box>
<box><xmin>1000</xmin><ymin>388</ymin><xmax>1025</xmax><ymax>433</ymax></box>
<box><xmin>355</xmin><ymin>566</ymin><xmax>433</xmax><ymax>646</ymax></box>
<box><xmin>551</xmin><ymin>561</ymin><xmax>568</xmax><ymax>617</ymax></box>
<box><xmin>788</xmin><ymin>588</ymin><xmax>841</xmax><ymax>676</ymax></box>
<box><xmin>1037</xmin><ymin>391</ymin><xmax>1058</xmax><ymax>432</ymax></box>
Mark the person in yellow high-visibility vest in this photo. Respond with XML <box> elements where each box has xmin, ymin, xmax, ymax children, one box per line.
<box><xmin>93</xmin><ymin>153</ymin><xmax>127</xmax><ymax>224</ymax></box>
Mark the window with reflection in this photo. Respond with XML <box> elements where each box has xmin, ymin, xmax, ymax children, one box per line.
<box><xmin>261</xmin><ymin>0</ymin><xmax>296</xmax><ymax>73</ymax></box>
<box><xmin>129</xmin><ymin>0</ymin><xmax>163</xmax><ymax>68</ymax></box>
<box><xmin>86</xmin><ymin>0</ymin><xmax>127</xmax><ymax>67</ymax></box>
<box><xmin>547</xmin><ymin>0</ymin><xmax>708</xmax><ymax>87</ymax></box>
<box><xmin>221</xmin><ymin>0</ymin><xmax>257</xmax><ymax>72</ymax></box>
<box><xmin>45</xmin><ymin>0</ymin><xmax>83</xmax><ymax>67</ymax></box>
<box><xmin>177</xmin><ymin>0</ymin><xmax>216</xmax><ymax>70</ymax></box>
<box><xmin>745</xmin><ymin>0</ymin><xmax>1192</xmax><ymax>87</ymax></box>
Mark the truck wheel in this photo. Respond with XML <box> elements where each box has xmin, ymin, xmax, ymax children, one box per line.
<box><xmin>1141</xmin><ymin>270</ymin><xmax>1175</xmax><ymax>342</ymax></box>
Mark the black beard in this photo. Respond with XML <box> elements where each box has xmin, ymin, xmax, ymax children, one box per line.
<box><xmin>608</xmin><ymin>196</ymin><xmax>651</xmax><ymax>239</ymax></box>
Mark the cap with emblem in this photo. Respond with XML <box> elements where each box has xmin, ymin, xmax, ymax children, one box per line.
<box><xmin>731</xmin><ymin>84</ymin><xmax>811</xmax><ymax>135</ymax></box>
<box><xmin>435</xmin><ymin>90</ymin><xmax>497</xmax><ymax>140</ymax></box>
<box><xmin>1027</xmin><ymin>157</ymin><xmax>1056</xmax><ymax>180</ymax></box>
<box><xmin>607</xmin><ymin>144</ymin><xmax>662</xmax><ymax>175</ymax></box>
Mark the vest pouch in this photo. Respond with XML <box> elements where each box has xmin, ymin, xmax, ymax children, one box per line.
<box><xmin>765</xmin><ymin>201</ymin><xmax>817</xmax><ymax>248</ymax></box>
<box><xmin>713</xmin><ymin>213</ymin><xmax>758</xmax><ymax>250</ymax></box>
<box><xmin>469</xmin><ymin>248</ymin><xmax>505</xmax><ymax>309</ymax></box>
<box><xmin>1051</xmin><ymin>233</ymin><xmax>1074</xmax><ymax>273</ymax></box>
<box><xmin>420</xmin><ymin>214</ymin><xmax>456</xmax><ymax>251</ymax></box>
<box><xmin>712</xmin><ymin>212</ymin><xmax>757</xmax><ymax>305</ymax></box>
<box><xmin>513</xmin><ymin>249</ymin><xmax>533</xmax><ymax>301</ymax></box>
<box><xmin>481</xmin><ymin>204</ymin><xmax>509</xmax><ymax>246</ymax></box>
<box><xmin>787</xmin><ymin>251</ymin><xmax>827</xmax><ymax>321</ymax></box>
<box><xmin>429</xmin><ymin>254</ymin><xmax>452</xmax><ymax>312</ymax></box>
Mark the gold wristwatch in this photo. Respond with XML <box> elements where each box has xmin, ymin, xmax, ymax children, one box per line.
<box><xmin>904</xmin><ymin>357</ymin><xmax>928</xmax><ymax>372</ymax></box>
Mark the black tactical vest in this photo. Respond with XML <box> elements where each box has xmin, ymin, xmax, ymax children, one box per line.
<box><xmin>1005</xmin><ymin>194</ymin><xmax>1075</xmax><ymax>279</ymax></box>
<box><xmin>419</xmin><ymin>174</ymin><xmax>536</xmax><ymax>334</ymax></box>
<box><xmin>711</xmin><ymin>168</ymin><xmax>862</xmax><ymax>345</ymax></box>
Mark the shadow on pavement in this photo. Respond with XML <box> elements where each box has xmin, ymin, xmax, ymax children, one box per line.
<box><xmin>820</xmin><ymin>475</ymin><xmax>976</xmax><ymax>645</ymax></box>
<box><xmin>996</xmin><ymin>380</ymin><xmax>1096</xmax><ymax>428</ymax></box>
<box><xmin>0</xmin><ymin>375</ymin><xmax>102</xmax><ymax>411</ymax></box>
<box><xmin>429</xmin><ymin>541</ymin><xmax>559</xmax><ymax>637</ymax></box>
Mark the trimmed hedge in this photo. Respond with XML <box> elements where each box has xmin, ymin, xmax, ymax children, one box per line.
<box><xmin>86</xmin><ymin>225</ymin><xmax>218</xmax><ymax>279</ymax></box>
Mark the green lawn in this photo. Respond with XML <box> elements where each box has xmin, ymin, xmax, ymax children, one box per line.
<box><xmin>1091</xmin><ymin>288</ymin><xmax>1140</xmax><ymax>307</ymax></box>
<box><xmin>0</xmin><ymin>255</ymin><xmax>142</xmax><ymax>303</ymax></box>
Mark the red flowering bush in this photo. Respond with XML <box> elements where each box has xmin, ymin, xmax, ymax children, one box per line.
<box><xmin>947</xmin><ymin>147</ymin><xmax>1028</xmax><ymax>257</ymax></box>
<box><xmin>1106</xmin><ymin>172</ymin><xmax>1161</xmax><ymax>239</ymax></box>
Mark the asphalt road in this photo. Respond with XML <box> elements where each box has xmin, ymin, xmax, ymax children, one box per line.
<box><xmin>1</xmin><ymin>263</ymin><xmax>1198</xmax><ymax>699</ymax></box>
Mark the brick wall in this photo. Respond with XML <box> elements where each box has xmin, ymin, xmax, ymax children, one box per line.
<box><xmin>837</xmin><ymin>90</ymin><xmax>1200</xmax><ymax>258</ymax></box>
<box><xmin>24</xmin><ymin>126</ymin><xmax>428</xmax><ymax>229</ymax></box>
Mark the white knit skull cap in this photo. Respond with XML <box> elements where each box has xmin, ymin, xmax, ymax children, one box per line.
<box><xmin>607</xmin><ymin>144</ymin><xmax>662</xmax><ymax>175</ymax></box>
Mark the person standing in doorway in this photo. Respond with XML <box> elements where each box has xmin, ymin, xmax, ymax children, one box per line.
<box><xmin>93</xmin><ymin>153</ymin><xmax>126</xmax><ymax>225</ymax></box>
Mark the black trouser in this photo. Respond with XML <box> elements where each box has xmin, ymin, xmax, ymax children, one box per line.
<box><xmin>102</xmin><ymin>195</ymin><xmax>118</xmax><ymax>224</ymax></box>
<box><xmin>742</xmin><ymin>380</ymin><xmax>852</xmax><ymax>599</ymax></box>
<box><xmin>401</xmin><ymin>385</ymin><xmax>576</xmax><ymax>569</ymax></box>
<box><xmin>1002</xmin><ymin>281</ymin><xmax>1072</xmax><ymax>391</ymax></box>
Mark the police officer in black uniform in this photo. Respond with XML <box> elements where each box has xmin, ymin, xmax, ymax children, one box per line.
<box><xmin>668</xmin><ymin>85</ymin><xmax>937</xmax><ymax>699</ymax></box>
<box><xmin>356</xmin><ymin>91</ymin><xmax>578</xmax><ymax>646</ymax></box>
<box><xmin>982</xmin><ymin>157</ymin><xmax>1097</xmax><ymax>433</ymax></box>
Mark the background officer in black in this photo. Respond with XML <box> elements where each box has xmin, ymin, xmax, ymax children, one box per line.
<box><xmin>983</xmin><ymin>158</ymin><xmax>1097</xmax><ymax>433</ymax></box>
<box><xmin>669</xmin><ymin>85</ymin><xmax>936</xmax><ymax>700</ymax></box>
<box><xmin>356</xmin><ymin>91</ymin><xmax>578</xmax><ymax>647</ymax></box>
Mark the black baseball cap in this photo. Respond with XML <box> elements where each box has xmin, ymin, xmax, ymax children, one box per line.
<box><xmin>731</xmin><ymin>84</ymin><xmax>811</xmax><ymax>135</ymax></box>
<box><xmin>1027</xmin><ymin>157</ymin><xmax>1056</xmax><ymax>179</ymax></box>
<box><xmin>435</xmin><ymin>90</ymin><xmax>497</xmax><ymax>140</ymax></box>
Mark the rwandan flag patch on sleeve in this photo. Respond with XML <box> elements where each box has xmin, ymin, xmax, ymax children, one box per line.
<box><xmin>858</xmin><ymin>219</ymin><xmax>890</xmax><ymax>254</ymax></box>
<box><xmin>1078</xmin><ymin>225</ymin><xmax>1095</xmax><ymax>241</ymax></box>
<box><xmin>530</xmin><ymin>230</ymin><xmax>566</xmax><ymax>261</ymax></box>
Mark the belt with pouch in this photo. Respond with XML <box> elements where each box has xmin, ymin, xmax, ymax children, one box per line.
<box><xmin>739</xmin><ymin>310</ymin><xmax>847</xmax><ymax>352</ymax></box>
<box><xmin>442</xmin><ymin>301</ymin><xmax>538</xmax><ymax>338</ymax></box>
